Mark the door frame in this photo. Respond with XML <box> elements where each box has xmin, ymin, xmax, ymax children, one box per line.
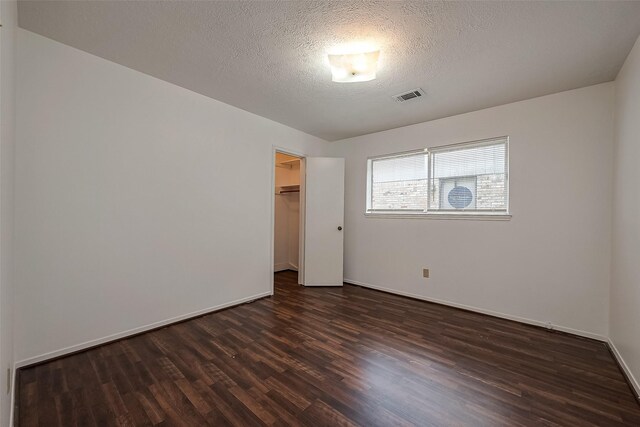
<box><xmin>270</xmin><ymin>146</ymin><xmax>306</xmax><ymax>295</ymax></box>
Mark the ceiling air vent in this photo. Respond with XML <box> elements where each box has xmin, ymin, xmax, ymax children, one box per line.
<box><xmin>393</xmin><ymin>88</ymin><xmax>425</xmax><ymax>103</ymax></box>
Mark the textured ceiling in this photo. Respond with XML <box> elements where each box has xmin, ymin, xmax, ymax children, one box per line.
<box><xmin>17</xmin><ymin>1</ymin><xmax>640</xmax><ymax>141</ymax></box>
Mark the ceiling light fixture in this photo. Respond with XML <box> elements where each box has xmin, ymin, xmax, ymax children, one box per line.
<box><xmin>328</xmin><ymin>50</ymin><xmax>380</xmax><ymax>83</ymax></box>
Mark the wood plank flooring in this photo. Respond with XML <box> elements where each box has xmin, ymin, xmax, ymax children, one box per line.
<box><xmin>17</xmin><ymin>271</ymin><xmax>640</xmax><ymax>426</ymax></box>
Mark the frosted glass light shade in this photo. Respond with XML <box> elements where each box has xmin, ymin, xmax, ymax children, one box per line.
<box><xmin>328</xmin><ymin>50</ymin><xmax>380</xmax><ymax>83</ymax></box>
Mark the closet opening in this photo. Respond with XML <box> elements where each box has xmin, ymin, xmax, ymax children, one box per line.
<box><xmin>273</xmin><ymin>151</ymin><xmax>304</xmax><ymax>290</ymax></box>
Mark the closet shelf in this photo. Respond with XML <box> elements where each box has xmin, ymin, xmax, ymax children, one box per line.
<box><xmin>275</xmin><ymin>158</ymin><xmax>300</xmax><ymax>169</ymax></box>
<box><xmin>276</xmin><ymin>185</ymin><xmax>300</xmax><ymax>194</ymax></box>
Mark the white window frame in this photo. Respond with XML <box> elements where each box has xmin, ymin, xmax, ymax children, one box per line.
<box><xmin>365</xmin><ymin>136</ymin><xmax>511</xmax><ymax>220</ymax></box>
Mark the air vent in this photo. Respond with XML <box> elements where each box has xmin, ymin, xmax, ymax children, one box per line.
<box><xmin>393</xmin><ymin>88</ymin><xmax>425</xmax><ymax>103</ymax></box>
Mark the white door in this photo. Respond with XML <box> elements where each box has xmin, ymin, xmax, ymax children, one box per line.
<box><xmin>303</xmin><ymin>157</ymin><xmax>345</xmax><ymax>286</ymax></box>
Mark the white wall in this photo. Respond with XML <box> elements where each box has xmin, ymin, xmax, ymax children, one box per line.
<box><xmin>329</xmin><ymin>83</ymin><xmax>614</xmax><ymax>339</ymax></box>
<box><xmin>610</xmin><ymin>35</ymin><xmax>640</xmax><ymax>396</ymax></box>
<box><xmin>0</xmin><ymin>1</ymin><xmax>16</xmax><ymax>425</ymax></box>
<box><xmin>14</xmin><ymin>30</ymin><xmax>328</xmax><ymax>365</ymax></box>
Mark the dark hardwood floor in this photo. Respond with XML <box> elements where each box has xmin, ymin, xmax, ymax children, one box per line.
<box><xmin>17</xmin><ymin>270</ymin><xmax>640</xmax><ymax>426</ymax></box>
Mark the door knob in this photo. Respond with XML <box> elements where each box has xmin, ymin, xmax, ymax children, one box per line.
<box><xmin>337</xmin><ymin>226</ymin><xmax>343</xmax><ymax>231</ymax></box>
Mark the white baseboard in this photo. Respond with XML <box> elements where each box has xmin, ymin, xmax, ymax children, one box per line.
<box><xmin>15</xmin><ymin>291</ymin><xmax>271</xmax><ymax>369</ymax></box>
<box><xmin>275</xmin><ymin>262</ymin><xmax>298</xmax><ymax>272</ymax></box>
<box><xmin>608</xmin><ymin>338</ymin><xmax>640</xmax><ymax>399</ymax></box>
<box><xmin>274</xmin><ymin>262</ymin><xmax>290</xmax><ymax>272</ymax></box>
<box><xmin>304</xmin><ymin>283</ymin><xmax>343</xmax><ymax>287</ymax></box>
<box><xmin>343</xmin><ymin>278</ymin><xmax>607</xmax><ymax>342</ymax></box>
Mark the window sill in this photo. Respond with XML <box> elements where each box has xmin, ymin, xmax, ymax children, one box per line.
<box><xmin>364</xmin><ymin>212</ymin><xmax>512</xmax><ymax>221</ymax></box>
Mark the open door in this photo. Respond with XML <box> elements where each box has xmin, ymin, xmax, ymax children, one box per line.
<box><xmin>303</xmin><ymin>157</ymin><xmax>345</xmax><ymax>286</ymax></box>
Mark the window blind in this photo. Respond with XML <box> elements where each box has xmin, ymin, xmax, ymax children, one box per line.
<box><xmin>429</xmin><ymin>139</ymin><xmax>508</xmax><ymax>212</ymax></box>
<box><xmin>370</xmin><ymin>152</ymin><xmax>428</xmax><ymax>211</ymax></box>
<box><xmin>365</xmin><ymin>137</ymin><xmax>509</xmax><ymax>216</ymax></box>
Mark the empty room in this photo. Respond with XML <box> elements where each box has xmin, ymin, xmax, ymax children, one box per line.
<box><xmin>1</xmin><ymin>0</ymin><xmax>640</xmax><ymax>425</ymax></box>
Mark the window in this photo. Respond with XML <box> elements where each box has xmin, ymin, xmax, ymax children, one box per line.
<box><xmin>366</xmin><ymin>137</ymin><xmax>509</xmax><ymax>217</ymax></box>
<box><xmin>369</xmin><ymin>152</ymin><xmax>428</xmax><ymax>211</ymax></box>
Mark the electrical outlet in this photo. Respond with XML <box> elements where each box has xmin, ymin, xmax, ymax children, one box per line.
<box><xmin>423</xmin><ymin>268</ymin><xmax>430</xmax><ymax>278</ymax></box>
